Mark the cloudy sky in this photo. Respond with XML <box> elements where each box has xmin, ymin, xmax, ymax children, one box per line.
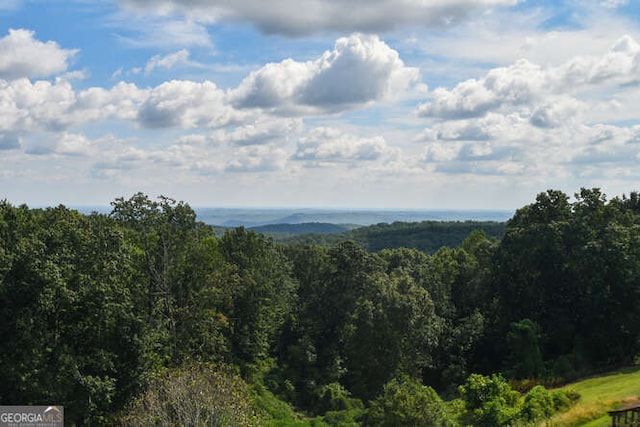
<box><xmin>1</xmin><ymin>0</ymin><xmax>640</xmax><ymax>209</ymax></box>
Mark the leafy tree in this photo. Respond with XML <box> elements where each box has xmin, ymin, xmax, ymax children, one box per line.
<box><xmin>458</xmin><ymin>374</ymin><xmax>522</xmax><ymax>426</ymax></box>
<box><xmin>110</xmin><ymin>193</ymin><xmax>233</xmax><ymax>368</ymax></box>
<box><xmin>120</xmin><ymin>363</ymin><xmax>255</xmax><ymax>426</ymax></box>
<box><xmin>368</xmin><ymin>375</ymin><xmax>453</xmax><ymax>426</ymax></box>
<box><xmin>505</xmin><ymin>319</ymin><xmax>543</xmax><ymax>379</ymax></box>
<box><xmin>220</xmin><ymin>227</ymin><xmax>297</xmax><ymax>370</ymax></box>
<box><xmin>342</xmin><ymin>271</ymin><xmax>443</xmax><ymax>400</ymax></box>
<box><xmin>0</xmin><ymin>205</ymin><xmax>145</xmax><ymax>424</ymax></box>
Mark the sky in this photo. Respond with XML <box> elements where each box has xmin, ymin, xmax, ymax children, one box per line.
<box><xmin>1</xmin><ymin>0</ymin><xmax>640</xmax><ymax>209</ymax></box>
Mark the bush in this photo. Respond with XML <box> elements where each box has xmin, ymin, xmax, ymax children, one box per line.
<box><xmin>317</xmin><ymin>383</ymin><xmax>364</xmax><ymax>413</ymax></box>
<box><xmin>119</xmin><ymin>363</ymin><xmax>255</xmax><ymax>426</ymax></box>
<box><xmin>521</xmin><ymin>385</ymin><xmax>555</xmax><ymax>422</ymax></box>
<box><xmin>458</xmin><ymin>374</ymin><xmax>522</xmax><ymax>426</ymax></box>
<box><xmin>367</xmin><ymin>375</ymin><xmax>454</xmax><ymax>426</ymax></box>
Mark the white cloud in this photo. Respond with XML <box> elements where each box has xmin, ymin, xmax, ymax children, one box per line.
<box><xmin>225</xmin><ymin>145</ymin><xmax>288</xmax><ymax>173</ymax></box>
<box><xmin>120</xmin><ymin>0</ymin><xmax>520</xmax><ymax>35</ymax></box>
<box><xmin>0</xmin><ymin>79</ymin><xmax>76</xmax><ymax>133</ymax></box>
<box><xmin>0</xmin><ymin>79</ymin><xmax>152</xmax><ymax>135</ymax></box>
<box><xmin>293</xmin><ymin>127</ymin><xmax>391</xmax><ymax>164</ymax></box>
<box><xmin>144</xmin><ymin>49</ymin><xmax>192</xmax><ymax>74</ymax></box>
<box><xmin>113</xmin><ymin>16</ymin><xmax>212</xmax><ymax>48</ymax></box>
<box><xmin>230</xmin><ymin>33</ymin><xmax>419</xmax><ymax>114</ymax></box>
<box><xmin>55</xmin><ymin>133</ymin><xmax>95</xmax><ymax>156</ymax></box>
<box><xmin>419</xmin><ymin>58</ymin><xmax>546</xmax><ymax>119</ymax></box>
<box><xmin>73</xmin><ymin>82</ymin><xmax>149</xmax><ymax>122</ymax></box>
<box><xmin>23</xmin><ymin>132</ymin><xmax>98</xmax><ymax>157</ymax></box>
<box><xmin>419</xmin><ymin>35</ymin><xmax>640</xmax><ymax>120</ymax></box>
<box><xmin>529</xmin><ymin>97</ymin><xmax>586</xmax><ymax>129</ymax></box>
<box><xmin>0</xmin><ymin>29</ymin><xmax>77</xmax><ymax>79</ymax></box>
<box><xmin>137</xmin><ymin>80</ymin><xmax>234</xmax><ymax>128</ymax></box>
<box><xmin>416</xmin><ymin>4</ymin><xmax>640</xmax><ymax>67</ymax></box>
<box><xmin>210</xmin><ymin>117</ymin><xmax>302</xmax><ymax>146</ymax></box>
<box><xmin>555</xmin><ymin>35</ymin><xmax>640</xmax><ymax>87</ymax></box>
<box><xmin>0</xmin><ymin>77</ymin><xmax>235</xmax><ymax>136</ymax></box>
<box><xmin>420</xmin><ymin>112</ymin><xmax>525</xmax><ymax>141</ymax></box>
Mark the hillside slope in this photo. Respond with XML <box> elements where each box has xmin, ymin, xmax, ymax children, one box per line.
<box><xmin>280</xmin><ymin>220</ymin><xmax>505</xmax><ymax>253</ymax></box>
<box><xmin>551</xmin><ymin>366</ymin><xmax>640</xmax><ymax>426</ymax></box>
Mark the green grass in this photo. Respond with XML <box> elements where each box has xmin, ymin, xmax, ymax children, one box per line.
<box><xmin>548</xmin><ymin>366</ymin><xmax>640</xmax><ymax>426</ymax></box>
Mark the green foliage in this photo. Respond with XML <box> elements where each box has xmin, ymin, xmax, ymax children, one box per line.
<box><xmin>1</xmin><ymin>188</ymin><xmax>639</xmax><ymax>425</ymax></box>
<box><xmin>0</xmin><ymin>205</ymin><xmax>145</xmax><ymax>424</ymax></box>
<box><xmin>220</xmin><ymin>227</ymin><xmax>297</xmax><ymax>370</ymax></box>
<box><xmin>506</xmin><ymin>319</ymin><xmax>544</xmax><ymax>379</ymax></box>
<box><xmin>110</xmin><ymin>193</ymin><xmax>238</xmax><ymax>370</ymax></box>
<box><xmin>458</xmin><ymin>374</ymin><xmax>522</xmax><ymax>426</ymax></box>
<box><xmin>456</xmin><ymin>374</ymin><xmax>578</xmax><ymax>426</ymax></box>
<box><xmin>282</xmin><ymin>220</ymin><xmax>505</xmax><ymax>254</ymax></box>
<box><xmin>120</xmin><ymin>363</ymin><xmax>255</xmax><ymax>426</ymax></box>
<box><xmin>309</xmin><ymin>385</ymin><xmax>365</xmax><ymax>427</ymax></box>
<box><xmin>495</xmin><ymin>188</ymin><xmax>640</xmax><ymax>378</ymax></box>
<box><xmin>367</xmin><ymin>375</ymin><xmax>454</xmax><ymax>426</ymax></box>
<box><xmin>317</xmin><ymin>383</ymin><xmax>363</xmax><ymax>413</ymax></box>
<box><xmin>520</xmin><ymin>385</ymin><xmax>555</xmax><ymax>422</ymax></box>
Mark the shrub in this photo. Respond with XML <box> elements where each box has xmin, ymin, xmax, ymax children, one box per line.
<box><xmin>367</xmin><ymin>375</ymin><xmax>454</xmax><ymax>426</ymax></box>
<box><xmin>119</xmin><ymin>363</ymin><xmax>255</xmax><ymax>426</ymax></box>
<box><xmin>458</xmin><ymin>373</ymin><xmax>522</xmax><ymax>426</ymax></box>
<box><xmin>521</xmin><ymin>385</ymin><xmax>554</xmax><ymax>422</ymax></box>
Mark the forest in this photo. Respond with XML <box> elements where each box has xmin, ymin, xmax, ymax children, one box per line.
<box><xmin>1</xmin><ymin>188</ymin><xmax>639</xmax><ymax>425</ymax></box>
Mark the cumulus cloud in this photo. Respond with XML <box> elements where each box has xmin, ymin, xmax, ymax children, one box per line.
<box><xmin>0</xmin><ymin>33</ymin><xmax>415</xmax><ymax>144</ymax></box>
<box><xmin>556</xmin><ymin>35</ymin><xmax>640</xmax><ymax>87</ymax></box>
<box><xmin>230</xmin><ymin>33</ymin><xmax>419</xmax><ymax>114</ymax></box>
<box><xmin>418</xmin><ymin>59</ymin><xmax>545</xmax><ymax>119</ymax></box>
<box><xmin>210</xmin><ymin>118</ymin><xmax>302</xmax><ymax>146</ymax></box>
<box><xmin>0</xmin><ymin>77</ymin><xmax>237</xmax><ymax>137</ymax></box>
<box><xmin>293</xmin><ymin>127</ymin><xmax>390</xmax><ymax>164</ymax></box>
<box><xmin>0</xmin><ymin>79</ymin><xmax>76</xmax><ymax>133</ymax></box>
<box><xmin>0</xmin><ymin>79</ymin><xmax>150</xmax><ymax>134</ymax></box>
<box><xmin>419</xmin><ymin>35</ymin><xmax>640</xmax><ymax>120</ymax></box>
<box><xmin>420</xmin><ymin>113</ymin><xmax>525</xmax><ymax>141</ymax></box>
<box><xmin>225</xmin><ymin>145</ymin><xmax>288</xmax><ymax>173</ymax></box>
<box><xmin>120</xmin><ymin>0</ymin><xmax>520</xmax><ymax>35</ymax></box>
<box><xmin>137</xmin><ymin>80</ymin><xmax>234</xmax><ymax>128</ymax></box>
<box><xmin>55</xmin><ymin>133</ymin><xmax>95</xmax><ymax>156</ymax></box>
<box><xmin>73</xmin><ymin>82</ymin><xmax>149</xmax><ymax>122</ymax></box>
<box><xmin>415</xmin><ymin>33</ymin><xmax>640</xmax><ymax>181</ymax></box>
<box><xmin>529</xmin><ymin>97</ymin><xmax>585</xmax><ymax>129</ymax></box>
<box><xmin>572</xmin><ymin>124</ymin><xmax>640</xmax><ymax>165</ymax></box>
<box><xmin>0</xmin><ymin>29</ymin><xmax>77</xmax><ymax>79</ymax></box>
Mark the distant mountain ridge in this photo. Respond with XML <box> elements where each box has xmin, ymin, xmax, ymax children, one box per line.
<box><xmin>278</xmin><ymin>220</ymin><xmax>506</xmax><ymax>254</ymax></box>
<box><xmin>249</xmin><ymin>222</ymin><xmax>355</xmax><ymax>235</ymax></box>
<box><xmin>193</xmin><ymin>207</ymin><xmax>514</xmax><ymax>227</ymax></box>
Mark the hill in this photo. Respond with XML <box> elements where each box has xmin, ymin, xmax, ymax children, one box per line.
<box><xmin>279</xmin><ymin>220</ymin><xmax>506</xmax><ymax>253</ymax></box>
<box><xmin>249</xmin><ymin>222</ymin><xmax>355</xmax><ymax>236</ymax></box>
<box><xmin>550</xmin><ymin>366</ymin><xmax>640</xmax><ymax>426</ymax></box>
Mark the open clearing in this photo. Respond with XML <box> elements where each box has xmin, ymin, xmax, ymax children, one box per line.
<box><xmin>549</xmin><ymin>366</ymin><xmax>640</xmax><ymax>426</ymax></box>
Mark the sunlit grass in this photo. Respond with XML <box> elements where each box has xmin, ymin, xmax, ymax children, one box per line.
<box><xmin>548</xmin><ymin>366</ymin><xmax>640</xmax><ymax>426</ymax></box>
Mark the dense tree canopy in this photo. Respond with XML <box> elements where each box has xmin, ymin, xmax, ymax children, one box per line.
<box><xmin>0</xmin><ymin>188</ymin><xmax>638</xmax><ymax>424</ymax></box>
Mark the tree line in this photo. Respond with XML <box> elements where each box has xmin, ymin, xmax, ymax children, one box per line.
<box><xmin>0</xmin><ymin>188</ymin><xmax>638</xmax><ymax>425</ymax></box>
<box><xmin>278</xmin><ymin>220</ymin><xmax>505</xmax><ymax>254</ymax></box>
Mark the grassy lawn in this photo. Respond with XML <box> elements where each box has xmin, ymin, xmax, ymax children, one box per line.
<box><xmin>548</xmin><ymin>366</ymin><xmax>640</xmax><ymax>426</ymax></box>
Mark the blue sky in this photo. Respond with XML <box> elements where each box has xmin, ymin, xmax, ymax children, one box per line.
<box><xmin>1</xmin><ymin>0</ymin><xmax>640</xmax><ymax>209</ymax></box>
